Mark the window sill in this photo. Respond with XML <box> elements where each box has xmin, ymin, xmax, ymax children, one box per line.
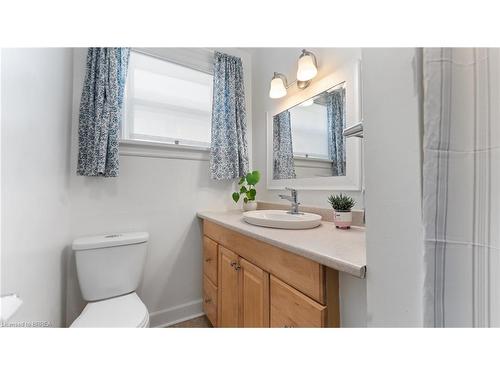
<box><xmin>119</xmin><ymin>139</ymin><xmax>210</xmax><ymax>161</ymax></box>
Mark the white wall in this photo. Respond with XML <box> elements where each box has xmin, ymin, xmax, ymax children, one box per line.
<box><xmin>1</xmin><ymin>48</ymin><xmax>73</xmax><ymax>327</ymax></box>
<box><xmin>363</xmin><ymin>48</ymin><xmax>424</xmax><ymax>327</ymax></box>
<box><xmin>65</xmin><ymin>48</ymin><xmax>252</xmax><ymax>327</ymax></box>
<box><xmin>250</xmin><ymin>48</ymin><xmax>367</xmax><ymax>327</ymax></box>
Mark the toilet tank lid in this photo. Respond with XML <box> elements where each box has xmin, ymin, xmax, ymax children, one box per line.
<box><xmin>72</xmin><ymin>232</ymin><xmax>149</xmax><ymax>251</ymax></box>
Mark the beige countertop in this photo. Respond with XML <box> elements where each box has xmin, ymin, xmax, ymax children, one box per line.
<box><xmin>197</xmin><ymin>210</ymin><xmax>366</xmax><ymax>278</ymax></box>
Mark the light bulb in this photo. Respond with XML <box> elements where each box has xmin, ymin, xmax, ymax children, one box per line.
<box><xmin>269</xmin><ymin>75</ymin><xmax>287</xmax><ymax>99</ymax></box>
<box><xmin>297</xmin><ymin>52</ymin><xmax>318</xmax><ymax>82</ymax></box>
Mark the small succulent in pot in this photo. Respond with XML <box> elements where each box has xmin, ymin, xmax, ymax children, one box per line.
<box><xmin>232</xmin><ymin>170</ymin><xmax>261</xmax><ymax>211</ymax></box>
<box><xmin>327</xmin><ymin>193</ymin><xmax>356</xmax><ymax>229</ymax></box>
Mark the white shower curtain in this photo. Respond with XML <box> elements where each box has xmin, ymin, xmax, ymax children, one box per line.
<box><xmin>423</xmin><ymin>48</ymin><xmax>500</xmax><ymax>327</ymax></box>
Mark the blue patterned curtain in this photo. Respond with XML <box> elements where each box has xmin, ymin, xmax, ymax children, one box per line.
<box><xmin>210</xmin><ymin>52</ymin><xmax>249</xmax><ymax>180</ymax></box>
<box><xmin>77</xmin><ymin>48</ymin><xmax>130</xmax><ymax>177</ymax></box>
<box><xmin>273</xmin><ymin>111</ymin><xmax>296</xmax><ymax>180</ymax></box>
<box><xmin>327</xmin><ymin>88</ymin><xmax>346</xmax><ymax>176</ymax></box>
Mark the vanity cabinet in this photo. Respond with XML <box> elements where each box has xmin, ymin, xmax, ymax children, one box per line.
<box><xmin>202</xmin><ymin>220</ymin><xmax>340</xmax><ymax>328</ymax></box>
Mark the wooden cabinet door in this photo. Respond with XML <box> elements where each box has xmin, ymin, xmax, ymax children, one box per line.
<box><xmin>239</xmin><ymin>258</ymin><xmax>269</xmax><ymax>327</ymax></box>
<box><xmin>218</xmin><ymin>246</ymin><xmax>239</xmax><ymax>327</ymax></box>
<box><xmin>270</xmin><ymin>275</ymin><xmax>326</xmax><ymax>328</ymax></box>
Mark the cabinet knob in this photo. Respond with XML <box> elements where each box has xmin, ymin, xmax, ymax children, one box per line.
<box><xmin>230</xmin><ymin>261</ymin><xmax>241</xmax><ymax>270</ymax></box>
<box><xmin>205</xmin><ymin>257</ymin><xmax>212</xmax><ymax>262</ymax></box>
<box><xmin>204</xmin><ymin>297</ymin><xmax>212</xmax><ymax>304</ymax></box>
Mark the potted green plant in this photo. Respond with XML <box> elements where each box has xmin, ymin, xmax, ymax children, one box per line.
<box><xmin>232</xmin><ymin>170</ymin><xmax>261</xmax><ymax>211</ymax></box>
<box><xmin>327</xmin><ymin>193</ymin><xmax>355</xmax><ymax>229</ymax></box>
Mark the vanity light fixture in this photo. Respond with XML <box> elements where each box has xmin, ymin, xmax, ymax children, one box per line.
<box><xmin>268</xmin><ymin>49</ymin><xmax>319</xmax><ymax>99</ymax></box>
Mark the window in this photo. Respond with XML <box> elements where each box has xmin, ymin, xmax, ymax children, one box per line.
<box><xmin>123</xmin><ymin>51</ymin><xmax>213</xmax><ymax>148</ymax></box>
<box><xmin>289</xmin><ymin>102</ymin><xmax>329</xmax><ymax>159</ymax></box>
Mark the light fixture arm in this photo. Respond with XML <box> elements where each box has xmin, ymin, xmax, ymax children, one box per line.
<box><xmin>268</xmin><ymin>49</ymin><xmax>318</xmax><ymax>99</ymax></box>
<box><xmin>273</xmin><ymin>72</ymin><xmax>305</xmax><ymax>90</ymax></box>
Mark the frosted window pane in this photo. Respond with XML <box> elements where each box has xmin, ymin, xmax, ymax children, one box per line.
<box><xmin>124</xmin><ymin>51</ymin><xmax>213</xmax><ymax>147</ymax></box>
<box><xmin>289</xmin><ymin>103</ymin><xmax>329</xmax><ymax>158</ymax></box>
<box><xmin>133</xmin><ymin>105</ymin><xmax>211</xmax><ymax>145</ymax></box>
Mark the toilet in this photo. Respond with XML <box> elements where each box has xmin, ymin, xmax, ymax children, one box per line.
<box><xmin>70</xmin><ymin>232</ymin><xmax>150</xmax><ymax>328</ymax></box>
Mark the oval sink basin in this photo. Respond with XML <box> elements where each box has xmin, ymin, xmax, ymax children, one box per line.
<box><xmin>242</xmin><ymin>210</ymin><xmax>322</xmax><ymax>229</ymax></box>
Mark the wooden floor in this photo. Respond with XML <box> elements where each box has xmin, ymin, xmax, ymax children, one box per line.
<box><xmin>168</xmin><ymin>315</ymin><xmax>212</xmax><ymax>328</ymax></box>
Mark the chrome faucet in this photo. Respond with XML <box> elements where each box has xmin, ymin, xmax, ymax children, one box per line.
<box><xmin>279</xmin><ymin>187</ymin><xmax>301</xmax><ymax>215</ymax></box>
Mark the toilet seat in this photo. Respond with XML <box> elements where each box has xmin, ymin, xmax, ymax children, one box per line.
<box><xmin>70</xmin><ymin>292</ymin><xmax>149</xmax><ymax>328</ymax></box>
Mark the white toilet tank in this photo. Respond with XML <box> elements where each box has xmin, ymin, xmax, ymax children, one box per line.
<box><xmin>73</xmin><ymin>232</ymin><xmax>149</xmax><ymax>302</ymax></box>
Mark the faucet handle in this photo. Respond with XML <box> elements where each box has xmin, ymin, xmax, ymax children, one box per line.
<box><xmin>285</xmin><ymin>187</ymin><xmax>297</xmax><ymax>198</ymax></box>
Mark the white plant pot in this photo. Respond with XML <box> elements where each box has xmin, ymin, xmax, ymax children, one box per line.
<box><xmin>243</xmin><ymin>201</ymin><xmax>257</xmax><ymax>212</ymax></box>
<box><xmin>333</xmin><ymin>210</ymin><xmax>352</xmax><ymax>229</ymax></box>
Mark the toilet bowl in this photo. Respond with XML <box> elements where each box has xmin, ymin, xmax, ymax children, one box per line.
<box><xmin>70</xmin><ymin>232</ymin><xmax>149</xmax><ymax>328</ymax></box>
<box><xmin>71</xmin><ymin>292</ymin><xmax>149</xmax><ymax>328</ymax></box>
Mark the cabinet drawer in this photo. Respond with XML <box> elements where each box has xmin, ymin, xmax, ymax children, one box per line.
<box><xmin>203</xmin><ymin>275</ymin><xmax>218</xmax><ymax>326</ymax></box>
<box><xmin>270</xmin><ymin>276</ymin><xmax>326</xmax><ymax>328</ymax></box>
<box><xmin>203</xmin><ymin>236</ymin><xmax>218</xmax><ymax>285</ymax></box>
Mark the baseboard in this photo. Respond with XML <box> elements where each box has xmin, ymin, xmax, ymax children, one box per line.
<box><xmin>149</xmin><ymin>299</ymin><xmax>204</xmax><ymax>328</ymax></box>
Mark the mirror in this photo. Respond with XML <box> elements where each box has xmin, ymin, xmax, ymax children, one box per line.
<box><xmin>272</xmin><ymin>83</ymin><xmax>346</xmax><ymax>180</ymax></box>
<box><xmin>266</xmin><ymin>59</ymin><xmax>362</xmax><ymax>192</ymax></box>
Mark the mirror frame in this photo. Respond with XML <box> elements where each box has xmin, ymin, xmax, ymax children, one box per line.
<box><xmin>266</xmin><ymin>59</ymin><xmax>363</xmax><ymax>191</ymax></box>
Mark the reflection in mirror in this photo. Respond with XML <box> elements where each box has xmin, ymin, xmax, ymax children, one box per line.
<box><xmin>273</xmin><ymin>83</ymin><xmax>346</xmax><ymax>180</ymax></box>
